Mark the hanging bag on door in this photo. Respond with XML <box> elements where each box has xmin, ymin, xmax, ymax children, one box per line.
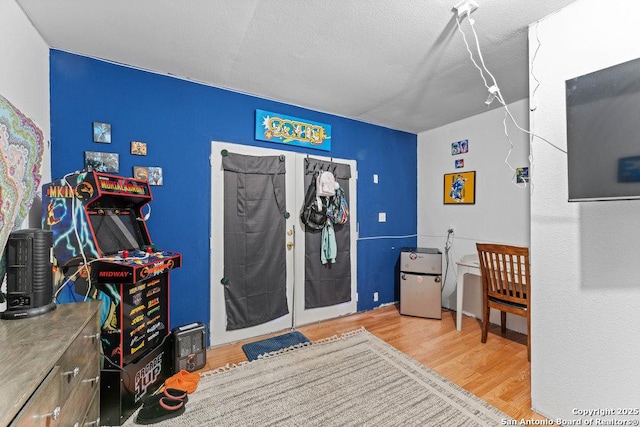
<box><xmin>316</xmin><ymin>170</ymin><xmax>336</xmax><ymax>197</ymax></box>
<box><xmin>300</xmin><ymin>172</ymin><xmax>327</xmax><ymax>231</ymax></box>
<box><xmin>327</xmin><ymin>185</ymin><xmax>349</xmax><ymax>225</ymax></box>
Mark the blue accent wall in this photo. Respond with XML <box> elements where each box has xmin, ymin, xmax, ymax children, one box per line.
<box><xmin>49</xmin><ymin>50</ymin><xmax>417</xmax><ymax>328</ymax></box>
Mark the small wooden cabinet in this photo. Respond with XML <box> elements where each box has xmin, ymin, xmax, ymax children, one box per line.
<box><xmin>0</xmin><ymin>301</ymin><xmax>101</xmax><ymax>426</ymax></box>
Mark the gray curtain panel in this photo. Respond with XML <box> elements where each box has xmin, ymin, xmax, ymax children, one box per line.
<box><xmin>222</xmin><ymin>152</ymin><xmax>288</xmax><ymax>331</ymax></box>
<box><xmin>303</xmin><ymin>158</ymin><xmax>352</xmax><ymax>309</ymax></box>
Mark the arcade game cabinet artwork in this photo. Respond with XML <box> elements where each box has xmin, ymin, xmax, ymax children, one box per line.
<box><xmin>42</xmin><ymin>171</ymin><xmax>182</xmax><ymax>425</ymax></box>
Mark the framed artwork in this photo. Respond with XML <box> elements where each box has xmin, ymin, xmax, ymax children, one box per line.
<box><xmin>133</xmin><ymin>166</ymin><xmax>163</xmax><ymax>185</ymax></box>
<box><xmin>148</xmin><ymin>167</ymin><xmax>163</xmax><ymax>186</ymax></box>
<box><xmin>444</xmin><ymin>171</ymin><xmax>476</xmax><ymax>204</ymax></box>
<box><xmin>92</xmin><ymin>122</ymin><xmax>111</xmax><ymax>143</ymax></box>
<box><xmin>454</xmin><ymin>159</ymin><xmax>464</xmax><ymax>169</ymax></box>
<box><xmin>451</xmin><ymin>139</ymin><xmax>468</xmax><ymax>155</ymax></box>
<box><xmin>131</xmin><ymin>141</ymin><xmax>147</xmax><ymax>156</ymax></box>
<box><xmin>516</xmin><ymin>167</ymin><xmax>529</xmax><ymax>183</ymax></box>
<box><xmin>85</xmin><ymin>151</ymin><xmax>119</xmax><ymax>173</ymax></box>
<box><xmin>133</xmin><ymin>166</ymin><xmax>149</xmax><ymax>181</ymax></box>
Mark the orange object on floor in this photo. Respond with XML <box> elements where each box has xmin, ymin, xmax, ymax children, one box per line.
<box><xmin>162</xmin><ymin>370</ymin><xmax>201</xmax><ymax>394</ymax></box>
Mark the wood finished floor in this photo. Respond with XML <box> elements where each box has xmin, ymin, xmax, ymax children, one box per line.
<box><xmin>196</xmin><ymin>305</ymin><xmax>544</xmax><ymax>421</ymax></box>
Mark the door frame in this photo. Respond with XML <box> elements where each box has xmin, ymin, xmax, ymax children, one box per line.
<box><xmin>209</xmin><ymin>142</ymin><xmax>297</xmax><ymax>346</ymax></box>
<box><xmin>209</xmin><ymin>142</ymin><xmax>358</xmax><ymax>346</ymax></box>
<box><xmin>293</xmin><ymin>154</ymin><xmax>358</xmax><ymax>327</ymax></box>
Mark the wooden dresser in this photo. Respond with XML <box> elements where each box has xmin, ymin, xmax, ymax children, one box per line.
<box><xmin>0</xmin><ymin>301</ymin><xmax>101</xmax><ymax>426</ymax></box>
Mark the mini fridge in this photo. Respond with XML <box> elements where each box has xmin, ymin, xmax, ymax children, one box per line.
<box><xmin>399</xmin><ymin>247</ymin><xmax>442</xmax><ymax>319</ymax></box>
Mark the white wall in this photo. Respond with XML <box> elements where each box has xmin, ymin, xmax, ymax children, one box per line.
<box><xmin>0</xmin><ymin>0</ymin><xmax>49</xmax><ymax>311</ymax></box>
<box><xmin>0</xmin><ymin>0</ymin><xmax>51</xmax><ymax>226</ymax></box>
<box><xmin>530</xmin><ymin>0</ymin><xmax>640</xmax><ymax>420</ymax></box>
<box><xmin>417</xmin><ymin>99</ymin><xmax>530</xmax><ymax>333</ymax></box>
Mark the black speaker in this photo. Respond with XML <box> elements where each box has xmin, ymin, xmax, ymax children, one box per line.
<box><xmin>2</xmin><ymin>229</ymin><xmax>56</xmax><ymax>319</ymax></box>
<box><xmin>172</xmin><ymin>322</ymin><xmax>207</xmax><ymax>373</ymax></box>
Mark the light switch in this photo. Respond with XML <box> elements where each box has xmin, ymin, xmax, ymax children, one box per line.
<box><xmin>373</xmin><ymin>174</ymin><xmax>379</xmax><ymax>184</ymax></box>
<box><xmin>378</xmin><ymin>212</ymin><xmax>386</xmax><ymax>222</ymax></box>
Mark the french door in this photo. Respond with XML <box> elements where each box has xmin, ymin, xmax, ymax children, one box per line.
<box><xmin>210</xmin><ymin>142</ymin><xmax>357</xmax><ymax>346</ymax></box>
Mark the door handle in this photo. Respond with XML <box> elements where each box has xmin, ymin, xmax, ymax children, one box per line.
<box><xmin>287</xmin><ymin>242</ymin><xmax>294</xmax><ymax>250</ymax></box>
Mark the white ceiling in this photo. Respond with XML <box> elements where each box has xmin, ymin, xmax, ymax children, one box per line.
<box><xmin>16</xmin><ymin>0</ymin><xmax>576</xmax><ymax>134</ymax></box>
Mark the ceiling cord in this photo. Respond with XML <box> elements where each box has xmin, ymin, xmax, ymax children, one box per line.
<box><xmin>455</xmin><ymin>16</ymin><xmax>490</xmax><ymax>90</ymax></box>
<box><xmin>528</xmin><ymin>20</ymin><xmax>545</xmax><ymax>196</ymax></box>
<box><xmin>455</xmin><ymin>11</ymin><xmax>566</xmax><ymax>190</ymax></box>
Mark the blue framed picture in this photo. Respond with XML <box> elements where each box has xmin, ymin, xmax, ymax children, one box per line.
<box><xmin>452</xmin><ymin>139</ymin><xmax>468</xmax><ymax>155</ymax></box>
<box><xmin>93</xmin><ymin>122</ymin><xmax>111</xmax><ymax>143</ymax></box>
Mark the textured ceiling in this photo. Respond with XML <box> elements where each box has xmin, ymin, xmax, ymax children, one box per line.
<box><xmin>16</xmin><ymin>0</ymin><xmax>576</xmax><ymax>133</ymax></box>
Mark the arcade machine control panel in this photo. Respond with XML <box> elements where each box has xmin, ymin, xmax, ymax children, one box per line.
<box><xmin>94</xmin><ymin>246</ymin><xmax>181</xmax><ymax>285</ymax></box>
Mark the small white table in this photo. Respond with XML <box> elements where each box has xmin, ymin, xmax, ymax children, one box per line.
<box><xmin>455</xmin><ymin>254</ymin><xmax>480</xmax><ymax>331</ymax></box>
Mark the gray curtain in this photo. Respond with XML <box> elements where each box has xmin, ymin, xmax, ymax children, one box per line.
<box><xmin>222</xmin><ymin>152</ymin><xmax>288</xmax><ymax>330</ymax></box>
<box><xmin>303</xmin><ymin>158</ymin><xmax>352</xmax><ymax>309</ymax></box>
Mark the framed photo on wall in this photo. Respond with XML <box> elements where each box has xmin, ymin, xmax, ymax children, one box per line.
<box><xmin>134</xmin><ymin>166</ymin><xmax>163</xmax><ymax>185</ymax></box>
<box><xmin>451</xmin><ymin>139</ymin><xmax>468</xmax><ymax>155</ymax></box>
<box><xmin>131</xmin><ymin>141</ymin><xmax>147</xmax><ymax>156</ymax></box>
<box><xmin>133</xmin><ymin>166</ymin><xmax>149</xmax><ymax>181</ymax></box>
<box><xmin>92</xmin><ymin>122</ymin><xmax>111</xmax><ymax>143</ymax></box>
<box><xmin>516</xmin><ymin>167</ymin><xmax>529</xmax><ymax>183</ymax></box>
<box><xmin>148</xmin><ymin>167</ymin><xmax>163</xmax><ymax>186</ymax></box>
<box><xmin>85</xmin><ymin>151</ymin><xmax>119</xmax><ymax>173</ymax></box>
<box><xmin>444</xmin><ymin>171</ymin><xmax>476</xmax><ymax>205</ymax></box>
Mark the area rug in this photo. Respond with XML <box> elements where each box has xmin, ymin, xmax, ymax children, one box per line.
<box><xmin>122</xmin><ymin>328</ymin><xmax>511</xmax><ymax>426</ymax></box>
<box><xmin>242</xmin><ymin>331</ymin><xmax>311</xmax><ymax>361</ymax></box>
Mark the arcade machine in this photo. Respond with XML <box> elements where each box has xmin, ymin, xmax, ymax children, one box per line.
<box><xmin>42</xmin><ymin>170</ymin><xmax>182</xmax><ymax>425</ymax></box>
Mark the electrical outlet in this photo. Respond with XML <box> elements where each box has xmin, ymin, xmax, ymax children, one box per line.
<box><xmin>448</xmin><ymin>226</ymin><xmax>454</xmax><ymax>234</ymax></box>
<box><xmin>373</xmin><ymin>292</ymin><xmax>379</xmax><ymax>302</ymax></box>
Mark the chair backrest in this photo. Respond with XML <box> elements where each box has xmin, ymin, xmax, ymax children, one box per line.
<box><xmin>476</xmin><ymin>243</ymin><xmax>530</xmax><ymax>307</ymax></box>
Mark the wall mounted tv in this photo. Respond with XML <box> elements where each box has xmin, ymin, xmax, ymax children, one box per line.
<box><xmin>566</xmin><ymin>56</ymin><xmax>640</xmax><ymax>202</ymax></box>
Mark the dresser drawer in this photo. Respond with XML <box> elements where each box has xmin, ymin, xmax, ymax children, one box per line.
<box><xmin>0</xmin><ymin>302</ymin><xmax>101</xmax><ymax>427</ymax></box>
<box><xmin>58</xmin><ymin>361</ymin><xmax>100</xmax><ymax>427</ymax></box>
<box><xmin>10</xmin><ymin>366</ymin><xmax>62</xmax><ymax>426</ymax></box>
<box><xmin>58</xmin><ymin>311</ymin><xmax>100</xmax><ymax>402</ymax></box>
<box><xmin>80</xmin><ymin>389</ymin><xmax>101</xmax><ymax>427</ymax></box>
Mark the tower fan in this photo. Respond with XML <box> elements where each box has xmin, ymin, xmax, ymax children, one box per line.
<box><xmin>2</xmin><ymin>229</ymin><xmax>56</xmax><ymax>319</ymax></box>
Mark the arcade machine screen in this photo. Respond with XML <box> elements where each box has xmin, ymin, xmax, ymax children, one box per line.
<box><xmin>88</xmin><ymin>209</ymin><xmax>145</xmax><ymax>255</ymax></box>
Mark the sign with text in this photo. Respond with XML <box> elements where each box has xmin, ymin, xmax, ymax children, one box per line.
<box><xmin>255</xmin><ymin>109</ymin><xmax>331</xmax><ymax>151</ymax></box>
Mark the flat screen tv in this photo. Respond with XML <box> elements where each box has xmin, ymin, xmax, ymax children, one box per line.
<box><xmin>566</xmin><ymin>56</ymin><xmax>640</xmax><ymax>202</ymax></box>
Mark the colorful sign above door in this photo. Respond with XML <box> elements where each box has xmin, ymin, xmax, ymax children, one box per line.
<box><xmin>255</xmin><ymin>109</ymin><xmax>331</xmax><ymax>151</ymax></box>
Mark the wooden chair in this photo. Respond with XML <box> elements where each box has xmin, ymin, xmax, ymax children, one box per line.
<box><xmin>476</xmin><ymin>243</ymin><xmax>531</xmax><ymax>361</ymax></box>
